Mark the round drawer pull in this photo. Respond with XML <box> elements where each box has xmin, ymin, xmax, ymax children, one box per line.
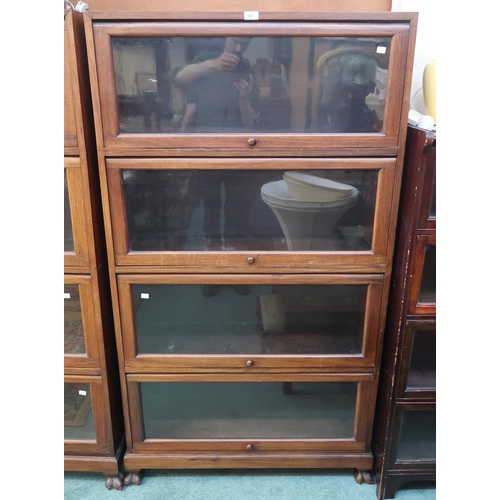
<box><xmin>248</xmin><ymin>137</ymin><xmax>256</xmax><ymax>146</ymax></box>
<box><xmin>247</xmin><ymin>256</ymin><xmax>255</xmax><ymax>264</ymax></box>
<box><xmin>246</xmin><ymin>444</ymin><xmax>254</xmax><ymax>451</ymax></box>
<box><xmin>246</xmin><ymin>360</ymin><xmax>254</xmax><ymax>367</ymax></box>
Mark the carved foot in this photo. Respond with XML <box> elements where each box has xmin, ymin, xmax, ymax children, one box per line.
<box><xmin>124</xmin><ymin>470</ymin><xmax>144</xmax><ymax>486</ymax></box>
<box><xmin>354</xmin><ymin>469</ymin><xmax>374</xmax><ymax>485</ymax></box>
<box><xmin>105</xmin><ymin>473</ymin><xmax>124</xmax><ymax>490</ymax></box>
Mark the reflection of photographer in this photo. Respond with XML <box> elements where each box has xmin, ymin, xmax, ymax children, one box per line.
<box><xmin>169</xmin><ymin>37</ymin><xmax>259</xmax><ymax>131</ymax></box>
<box><xmin>168</xmin><ymin>38</ymin><xmax>260</xmax><ymax>251</ymax></box>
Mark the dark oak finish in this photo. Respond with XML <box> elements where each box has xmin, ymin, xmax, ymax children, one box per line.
<box><xmin>83</xmin><ymin>9</ymin><xmax>418</xmax><ymax>485</ymax></box>
<box><xmin>64</xmin><ymin>8</ymin><xmax>125</xmax><ymax>488</ymax></box>
<box><xmin>372</xmin><ymin>125</ymin><xmax>437</xmax><ymax>499</ymax></box>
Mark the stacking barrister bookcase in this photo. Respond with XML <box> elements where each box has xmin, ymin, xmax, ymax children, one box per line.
<box><xmin>83</xmin><ymin>6</ymin><xmax>417</xmax><ymax>486</ymax></box>
<box><xmin>64</xmin><ymin>7</ymin><xmax>125</xmax><ymax>489</ymax></box>
<box><xmin>372</xmin><ymin>124</ymin><xmax>436</xmax><ymax>498</ymax></box>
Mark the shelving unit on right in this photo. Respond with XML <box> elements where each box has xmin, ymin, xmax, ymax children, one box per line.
<box><xmin>372</xmin><ymin>124</ymin><xmax>436</xmax><ymax>499</ymax></box>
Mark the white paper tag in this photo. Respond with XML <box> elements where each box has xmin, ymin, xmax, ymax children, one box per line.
<box><xmin>79</xmin><ymin>390</ymin><xmax>87</xmax><ymax>396</ymax></box>
<box><xmin>244</xmin><ymin>11</ymin><xmax>259</xmax><ymax>20</ymax></box>
<box><xmin>64</xmin><ymin>293</ymin><xmax>71</xmax><ymax>299</ymax></box>
<box><xmin>376</xmin><ymin>46</ymin><xmax>387</xmax><ymax>54</ymax></box>
<box><xmin>141</xmin><ymin>293</ymin><xmax>149</xmax><ymax>299</ymax></box>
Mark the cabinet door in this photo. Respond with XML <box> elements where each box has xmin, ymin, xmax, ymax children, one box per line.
<box><xmin>64</xmin><ymin>275</ymin><xmax>102</xmax><ymax>372</ymax></box>
<box><xmin>408</xmin><ymin>235</ymin><xmax>436</xmax><ymax>315</ymax></box>
<box><xmin>417</xmin><ymin>140</ymin><xmax>436</xmax><ymax>230</ymax></box>
<box><xmin>91</xmin><ymin>20</ymin><xmax>411</xmax><ymax>155</ymax></box>
<box><xmin>398</xmin><ymin>321</ymin><xmax>436</xmax><ymax>399</ymax></box>
<box><xmin>117</xmin><ymin>274</ymin><xmax>384</xmax><ymax>372</ymax></box>
<box><xmin>64</xmin><ymin>16</ymin><xmax>78</xmax><ymax>151</ymax></box>
<box><xmin>126</xmin><ymin>373</ymin><xmax>374</xmax><ymax>458</ymax></box>
<box><xmin>389</xmin><ymin>404</ymin><xmax>436</xmax><ymax>469</ymax></box>
<box><xmin>64</xmin><ymin>158</ymin><xmax>90</xmax><ymax>269</ymax></box>
<box><xmin>106</xmin><ymin>158</ymin><xmax>396</xmax><ymax>272</ymax></box>
<box><xmin>64</xmin><ymin>375</ymin><xmax>112</xmax><ymax>455</ymax></box>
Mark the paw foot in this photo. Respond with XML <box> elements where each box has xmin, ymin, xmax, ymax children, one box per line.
<box><xmin>105</xmin><ymin>473</ymin><xmax>124</xmax><ymax>490</ymax></box>
<box><xmin>124</xmin><ymin>470</ymin><xmax>143</xmax><ymax>486</ymax></box>
<box><xmin>354</xmin><ymin>469</ymin><xmax>374</xmax><ymax>485</ymax></box>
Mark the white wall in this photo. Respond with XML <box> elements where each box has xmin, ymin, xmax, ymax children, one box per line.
<box><xmin>392</xmin><ymin>0</ymin><xmax>436</xmax><ymax>114</ymax></box>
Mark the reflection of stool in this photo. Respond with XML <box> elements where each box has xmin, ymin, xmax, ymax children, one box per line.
<box><xmin>261</xmin><ymin>180</ymin><xmax>358</xmax><ymax>250</ymax></box>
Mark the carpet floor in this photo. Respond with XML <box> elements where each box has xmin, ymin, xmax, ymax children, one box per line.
<box><xmin>64</xmin><ymin>469</ymin><xmax>436</xmax><ymax>499</ymax></box>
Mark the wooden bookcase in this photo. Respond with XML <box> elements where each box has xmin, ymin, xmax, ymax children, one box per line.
<box><xmin>64</xmin><ymin>8</ymin><xmax>125</xmax><ymax>489</ymax></box>
<box><xmin>82</xmin><ymin>8</ymin><xmax>417</xmax><ymax>486</ymax></box>
<box><xmin>372</xmin><ymin>124</ymin><xmax>436</xmax><ymax>498</ymax></box>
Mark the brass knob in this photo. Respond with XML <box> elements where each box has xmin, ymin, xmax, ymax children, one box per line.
<box><xmin>248</xmin><ymin>137</ymin><xmax>256</xmax><ymax>146</ymax></box>
<box><xmin>247</xmin><ymin>256</ymin><xmax>255</xmax><ymax>264</ymax></box>
<box><xmin>246</xmin><ymin>444</ymin><xmax>254</xmax><ymax>451</ymax></box>
<box><xmin>246</xmin><ymin>360</ymin><xmax>254</xmax><ymax>367</ymax></box>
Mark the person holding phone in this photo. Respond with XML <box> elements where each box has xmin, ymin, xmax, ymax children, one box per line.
<box><xmin>171</xmin><ymin>36</ymin><xmax>259</xmax><ymax>132</ymax></box>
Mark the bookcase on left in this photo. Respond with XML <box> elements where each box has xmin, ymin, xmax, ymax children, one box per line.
<box><xmin>64</xmin><ymin>7</ymin><xmax>125</xmax><ymax>489</ymax></box>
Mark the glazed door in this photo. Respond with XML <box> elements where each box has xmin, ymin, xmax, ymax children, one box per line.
<box><xmin>398</xmin><ymin>321</ymin><xmax>436</xmax><ymax>400</ymax></box>
<box><xmin>64</xmin><ymin>275</ymin><xmax>102</xmax><ymax>372</ymax></box>
<box><xmin>388</xmin><ymin>404</ymin><xmax>436</xmax><ymax>469</ymax></box>
<box><xmin>407</xmin><ymin>235</ymin><xmax>436</xmax><ymax>315</ymax></box>
<box><xmin>64</xmin><ymin>15</ymin><xmax>78</xmax><ymax>151</ymax></box>
<box><xmin>126</xmin><ymin>373</ymin><xmax>374</xmax><ymax>457</ymax></box>
<box><xmin>417</xmin><ymin>139</ymin><xmax>436</xmax><ymax>230</ymax></box>
<box><xmin>117</xmin><ymin>274</ymin><xmax>385</xmax><ymax>372</ymax></box>
<box><xmin>64</xmin><ymin>158</ymin><xmax>90</xmax><ymax>269</ymax></box>
<box><xmin>106</xmin><ymin>157</ymin><xmax>397</xmax><ymax>272</ymax></box>
<box><xmin>91</xmin><ymin>21</ymin><xmax>411</xmax><ymax>155</ymax></box>
<box><xmin>64</xmin><ymin>375</ymin><xmax>113</xmax><ymax>455</ymax></box>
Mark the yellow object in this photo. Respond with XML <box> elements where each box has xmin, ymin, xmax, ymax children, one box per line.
<box><xmin>423</xmin><ymin>60</ymin><xmax>436</xmax><ymax>125</ymax></box>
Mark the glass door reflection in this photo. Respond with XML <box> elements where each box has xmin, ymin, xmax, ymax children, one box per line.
<box><xmin>122</xmin><ymin>169</ymin><xmax>377</xmax><ymax>252</ymax></box>
<box><xmin>64</xmin><ymin>382</ymin><xmax>96</xmax><ymax>441</ymax></box>
<box><xmin>131</xmin><ymin>283</ymin><xmax>367</xmax><ymax>356</ymax></box>
<box><xmin>138</xmin><ymin>381</ymin><xmax>358</xmax><ymax>440</ymax></box>
<box><xmin>112</xmin><ymin>35</ymin><xmax>391</xmax><ymax>135</ymax></box>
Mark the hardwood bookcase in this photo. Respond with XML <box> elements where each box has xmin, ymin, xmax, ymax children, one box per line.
<box><xmin>372</xmin><ymin>124</ymin><xmax>436</xmax><ymax>498</ymax></box>
<box><xmin>64</xmin><ymin>8</ymin><xmax>125</xmax><ymax>489</ymax></box>
<box><xmin>82</xmin><ymin>8</ymin><xmax>417</xmax><ymax>486</ymax></box>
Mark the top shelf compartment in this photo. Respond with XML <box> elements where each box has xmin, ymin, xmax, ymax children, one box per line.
<box><xmin>87</xmin><ymin>18</ymin><xmax>414</xmax><ymax>156</ymax></box>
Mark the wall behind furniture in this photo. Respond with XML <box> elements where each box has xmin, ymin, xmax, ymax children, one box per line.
<box><xmin>392</xmin><ymin>0</ymin><xmax>436</xmax><ymax>116</ymax></box>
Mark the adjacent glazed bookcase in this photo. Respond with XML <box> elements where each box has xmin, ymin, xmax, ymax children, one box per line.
<box><xmin>83</xmin><ymin>9</ymin><xmax>417</xmax><ymax>486</ymax></box>
<box><xmin>372</xmin><ymin>124</ymin><xmax>436</xmax><ymax>499</ymax></box>
<box><xmin>64</xmin><ymin>8</ymin><xmax>125</xmax><ymax>489</ymax></box>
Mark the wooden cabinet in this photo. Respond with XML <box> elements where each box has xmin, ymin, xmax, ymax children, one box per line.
<box><xmin>64</xmin><ymin>8</ymin><xmax>125</xmax><ymax>489</ymax></box>
<box><xmin>372</xmin><ymin>125</ymin><xmax>436</xmax><ymax>498</ymax></box>
<box><xmin>83</xmin><ymin>8</ymin><xmax>417</xmax><ymax>486</ymax></box>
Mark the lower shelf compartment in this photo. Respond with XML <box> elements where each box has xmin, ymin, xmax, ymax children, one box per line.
<box><xmin>126</xmin><ymin>374</ymin><xmax>375</xmax><ymax>452</ymax></box>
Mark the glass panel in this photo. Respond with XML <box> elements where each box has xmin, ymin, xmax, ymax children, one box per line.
<box><xmin>418</xmin><ymin>245</ymin><xmax>436</xmax><ymax>304</ymax></box>
<box><xmin>112</xmin><ymin>36</ymin><xmax>391</xmax><ymax>134</ymax></box>
<box><xmin>396</xmin><ymin>410</ymin><xmax>436</xmax><ymax>461</ymax></box>
<box><xmin>64</xmin><ymin>170</ymin><xmax>74</xmax><ymax>252</ymax></box>
<box><xmin>133</xmin><ymin>283</ymin><xmax>367</xmax><ymax>355</ymax></box>
<box><xmin>64</xmin><ymin>284</ymin><xmax>86</xmax><ymax>355</ymax></box>
<box><xmin>406</xmin><ymin>328</ymin><xmax>436</xmax><ymax>391</ymax></box>
<box><xmin>123</xmin><ymin>169</ymin><xmax>376</xmax><ymax>252</ymax></box>
<box><xmin>64</xmin><ymin>383</ymin><xmax>95</xmax><ymax>440</ymax></box>
<box><xmin>140</xmin><ymin>381</ymin><xmax>357</xmax><ymax>439</ymax></box>
<box><xmin>429</xmin><ymin>170</ymin><xmax>436</xmax><ymax>218</ymax></box>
